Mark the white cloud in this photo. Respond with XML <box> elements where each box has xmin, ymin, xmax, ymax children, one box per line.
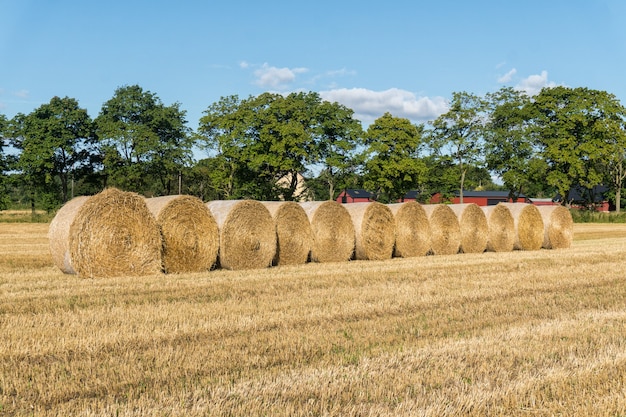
<box><xmin>497</xmin><ymin>68</ymin><xmax>517</xmax><ymax>83</ymax></box>
<box><xmin>253</xmin><ymin>63</ymin><xmax>308</xmax><ymax>89</ymax></box>
<box><xmin>515</xmin><ymin>70</ymin><xmax>557</xmax><ymax>96</ymax></box>
<box><xmin>13</xmin><ymin>89</ymin><xmax>29</xmax><ymax>99</ymax></box>
<box><xmin>239</xmin><ymin>61</ymin><xmax>249</xmax><ymax>69</ymax></box>
<box><xmin>320</xmin><ymin>87</ymin><xmax>448</xmax><ymax>124</ymax></box>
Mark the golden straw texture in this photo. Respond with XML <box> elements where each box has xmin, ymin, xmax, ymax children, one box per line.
<box><xmin>449</xmin><ymin>203</ymin><xmax>488</xmax><ymax>253</ymax></box>
<box><xmin>481</xmin><ymin>204</ymin><xmax>516</xmax><ymax>252</ymax></box>
<box><xmin>500</xmin><ymin>203</ymin><xmax>544</xmax><ymax>251</ymax></box>
<box><xmin>62</xmin><ymin>188</ymin><xmax>163</xmax><ymax>278</ymax></box>
<box><xmin>387</xmin><ymin>202</ymin><xmax>431</xmax><ymax>257</ymax></box>
<box><xmin>145</xmin><ymin>195</ymin><xmax>219</xmax><ymax>273</ymax></box>
<box><xmin>299</xmin><ymin>201</ymin><xmax>355</xmax><ymax>263</ymax></box>
<box><xmin>422</xmin><ymin>204</ymin><xmax>461</xmax><ymax>255</ymax></box>
<box><xmin>536</xmin><ymin>205</ymin><xmax>574</xmax><ymax>249</ymax></box>
<box><xmin>206</xmin><ymin>200</ymin><xmax>276</xmax><ymax>270</ymax></box>
<box><xmin>48</xmin><ymin>196</ymin><xmax>90</xmax><ymax>274</ymax></box>
<box><xmin>262</xmin><ymin>201</ymin><xmax>313</xmax><ymax>266</ymax></box>
<box><xmin>343</xmin><ymin>202</ymin><xmax>395</xmax><ymax>260</ymax></box>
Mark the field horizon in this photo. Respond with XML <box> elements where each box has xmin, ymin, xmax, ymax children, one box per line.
<box><xmin>1</xmin><ymin>223</ymin><xmax>626</xmax><ymax>416</ymax></box>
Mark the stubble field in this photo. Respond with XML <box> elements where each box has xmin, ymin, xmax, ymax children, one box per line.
<box><xmin>1</xmin><ymin>222</ymin><xmax>626</xmax><ymax>416</ymax></box>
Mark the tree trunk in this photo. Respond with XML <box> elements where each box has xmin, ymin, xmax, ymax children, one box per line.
<box><xmin>459</xmin><ymin>166</ymin><xmax>466</xmax><ymax>204</ymax></box>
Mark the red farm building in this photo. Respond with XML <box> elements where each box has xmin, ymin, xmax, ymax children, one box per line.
<box><xmin>430</xmin><ymin>190</ymin><xmax>531</xmax><ymax>206</ymax></box>
<box><xmin>336</xmin><ymin>188</ymin><xmax>375</xmax><ymax>203</ymax></box>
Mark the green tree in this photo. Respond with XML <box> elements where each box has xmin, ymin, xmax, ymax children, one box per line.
<box><xmin>314</xmin><ymin>100</ymin><xmax>364</xmax><ymax>200</ymax></box>
<box><xmin>0</xmin><ymin>114</ymin><xmax>11</xmax><ymax>209</ymax></box>
<box><xmin>530</xmin><ymin>86</ymin><xmax>625</xmax><ymax>208</ymax></box>
<box><xmin>484</xmin><ymin>87</ymin><xmax>544</xmax><ymax>200</ymax></box>
<box><xmin>8</xmin><ymin>97</ymin><xmax>95</xmax><ymax>211</ymax></box>
<box><xmin>429</xmin><ymin>91</ymin><xmax>487</xmax><ymax>203</ymax></box>
<box><xmin>199</xmin><ymin>92</ymin><xmax>356</xmax><ymax>201</ymax></box>
<box><xmin>362</xmin><ymin>112</ymin><xmax>428</xmax><ymax>202</ymax></box>
<box><xmin>197</xmin><ymin>95</ymin><xmax>254</xmax><ymax>199</ymax></box>
<box><xmin>95</xmin><ymin>85</ymin><xmax>192</xmax><ymax>195</ymax></box>
<box><xmin>245</xmin><ymin>92</ymin><xmax>318</xmax><ymax>200</ymax></box>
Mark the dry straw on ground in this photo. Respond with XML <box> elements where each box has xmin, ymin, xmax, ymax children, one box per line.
<box><xmin>422</xmin><ymin>204</ymin><xmax>461</xmax><ymax>255</ymax></box>
<box><xmin>481</xmin><ymin>204</ymin><xmax>516</xmax><ymax>252</ymax></box>
<box><xmin>48</xmin><ymin>188</ymin><xmax>163</xmax><ymax>278</ymax></box>
<box><xmin>145</xmin><ymin>195</ymin><xmax>219</xmax><ymax>273</ymax></box>
<box><xmin>262</xmin><ymin>201</ymin><xmax>313</xmax><ymax>266</ymax></box>
<box><xmin>299</xmin><ymin>201</ymin><xmax>355</xmax><ymax>263</ymax></box>
<box><xmin>206</xmin><ymin>200</ymin><xmax>276</xmax><ymax>270</ymax></box>
<box><xmin>387</xmin><ymin>202</ymin><xmax>431</xmax><ymax>257</ymax></box>
<box><xmin>343</xmin><ymin>202</ymin><xmax>395</xmax><ymax>260</ymax></box>
<box><xmin>500</xmin><ymin>203</ymin><xmax>545</xmax><ymax>251</ymax></box>
<box><xmin>536</xmin><ymin>205</ymin><xmax>574</xmax><ymax>249</ymax></box>
<box><xmin>449</xmin><ymin>203</ymin><xmax>488</xmax><ymax>253</ymax></box>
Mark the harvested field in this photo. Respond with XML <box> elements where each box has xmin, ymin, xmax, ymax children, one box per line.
<box><xmin>1</xmin><ymin>222</ymin><xmax>626</xmax><ymax>416</ymax></box>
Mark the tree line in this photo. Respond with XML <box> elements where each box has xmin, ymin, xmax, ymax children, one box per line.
<box><xmin>1</xmin><ymin>84</ymin><xmax>625</xmax><ymax>213</ymax></box>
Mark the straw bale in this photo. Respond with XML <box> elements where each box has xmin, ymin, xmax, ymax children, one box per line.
<box><xmin>206</xmin><ymin>200</ymin><xmax>276</xmax><ymax>270</ymax></box>
<box><xmin>48</xmin><ymin>188</ymin><xmax>163</xmax><ymax>278</ymax></box>
<box><xmin>298</xmin><ymin>201</ymin><xmax>355</xmax><ymax>263</ymax></box>
<box><xmin>387</xmin><ymin>202</ymin><xmax>431</xmax><ymax>257</ymax></box>
<box><xmin>343</xmin><ymin>202</ymin><xmax>395</xmax><ymax>260</ymax></box>
<box><xmin>481</xmin><ymin>204</ymin><xmax>515</xmax><ymax>252</ymax></box>
<box><xmin>48</xmin><ymin>196</ymin><xmax>90</xmax><ymax>274</ymax></box>
<box><xmin>145</xmin><ymin>195</ymin><xmax>219</xmax><ymax>273</ymax></box>
<box><xmin>421</xmin><ymin>204</ymin><xmax>461</xmax><ymax>255</ymax></box>
<box><xmin>536</xmin><ymin>205</ymin><xmax>574</xmax><ymax>249</ymax></box>
<box><xmin>448</xmin><ymin>203</ymin><xmax>488</xmax><ymax>253</ymax></box>
<box><xmin>500</xmin><ymin>203</ymin><xmax>544</xmax><ymax>250</ymax></box>
<box><xmin>262</xmin><ymin>201</ymin><xmax>313</xmax><ymax>266</ymax></box>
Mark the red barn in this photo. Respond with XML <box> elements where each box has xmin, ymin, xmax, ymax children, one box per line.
<box><xmin>336</xmin><ymin>189</ymin><xmax>374</xmax><ymax>203</ymax></box>
<box><xmin>430</xmin><ymin>190</ymin><xmax>530</xmax><ymax>206</ymax></box>
<box><xmin>397</xmin><ymin>190</ymin><xmax>420</xmax><ymax>202</ymax></box>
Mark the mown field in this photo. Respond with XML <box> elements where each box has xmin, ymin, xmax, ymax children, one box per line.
<box><xmin>1</xmin><ymin>222</ymin><xmax>626</xmax><ymax>416</ymax></box>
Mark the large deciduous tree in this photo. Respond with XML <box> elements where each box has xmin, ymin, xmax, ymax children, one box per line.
<box><xmin>8</xmin><ymin>97</ymin><xmax>95</xmax><ymax>210</ymax></box>
<box><xmin>531</xmin><ymin>86</ymin><xmax>626</xmax><ymax>208</ymax></box>
<box><xmin>484</xmin><ymin>87</ymin><xmax>547</xmax><ymax>201</ymax></box>
<box><xmin>362</xmin><ymin>112</ymin><xmax>427</xmax><ymax>202</ymax></box>
<box><xmin>95</xmin><ymin>85</ymin><xmax>192</xmax><ymax>195</ymax></box>
<box><xmin>429</xmin><ymin>91</ymin><xmax>486</xmax><ymax>203</ymax></box>
<box><xmin>314</xmin><ymin>100</ymin><xmax>363</xmax><ymax>200</ymax></box>
<box><xmin>199</xmin><ymin>91</ymin><xmax>362</xmax><ymax>201</ymax></box>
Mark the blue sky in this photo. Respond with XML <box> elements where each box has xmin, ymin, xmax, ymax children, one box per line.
<box><xmin>2</xmin><ymin>0</ymin><xmax>626</xmax><ymax>134</ymax></box>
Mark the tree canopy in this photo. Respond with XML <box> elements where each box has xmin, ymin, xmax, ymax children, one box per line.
<box><xmin>3</xmin><ymin>84</ymin><xmax>626</xmax><ymax>212</ymax></box>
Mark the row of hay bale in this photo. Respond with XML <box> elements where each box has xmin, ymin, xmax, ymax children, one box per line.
<box><xmin>48</xmin><ymin>187</ymin><xmax>574</xmax><ymax>278</ymax></box>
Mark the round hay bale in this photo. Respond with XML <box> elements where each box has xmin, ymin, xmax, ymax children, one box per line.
<box><xmin>536</xmin><ymin>205</ymin><xmax>574</xmax><ymax>249</ymax></box>
<box><xmin>145</xmin><ymin>195</ymin><xmax>219</xmax><ymax>273</ymax></box>
<box><xmin>387</xmin><ymin>202</ymin><xmax>431</xmax><ymax>257</ymax></box>
<box><xmin>48</xmin><ymin>188</ymin><xmax>163</xmax><ymax>278</ymax></box>
<box><xmin>448</xmin><ymin>203</ymin><xmax>488</xmax><ymax>253</ymax></box>
<box><xmin>206</xmin><ymin>200</ymin><xmax>276</xmax><ymax>270</ymax></box>
<box><xmin>499</xmin><ymin>203</ymin><xmax>544</xmax><ymax>251</ymax></box>
<box><xmin>481</xmin><ymin>204</ymin><xmax>515</xmax><ymax>252</ymax></box>
<box><xmin>262</xmin><ymin>201</ymin><xmax>313</xmax><ymax>266</ymax></box>
<box><xmin>298</xmin><ymin>201</ymin><xmax>355</xmax><ymax>263</ymax></box>
<box><xmin>343</xmin><ymin>202</ymin><xmax>395</xmax><ymax>260</ymax></box>
<box><xmin>421</xmin><ymin>204</ymin><xmax>461</xmax><ymax>255</ymax></box>
<box><xmin>48</xmin><ymin>196</ymin><xmax>90</xmax><ymax>274</ymax></box>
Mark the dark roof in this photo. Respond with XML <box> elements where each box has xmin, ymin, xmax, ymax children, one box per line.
<box><xmin>452</xmin><ymin>190</ymin><xmax>526</xmax><ymax>198</ymax></box>
<box><xmin>556</xmin><ymin>185</ymin><xmax>609</xmax><ymax>203</ymax></box>
<box><xmin>343</xmin><ymin>188</ymin><xmax>373</xmax><ymax>198</ymax></box>
<box><xmin>402</xmin><ymin>190</ymin><xmax>420</xmax><ymax>199</ymax></box>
